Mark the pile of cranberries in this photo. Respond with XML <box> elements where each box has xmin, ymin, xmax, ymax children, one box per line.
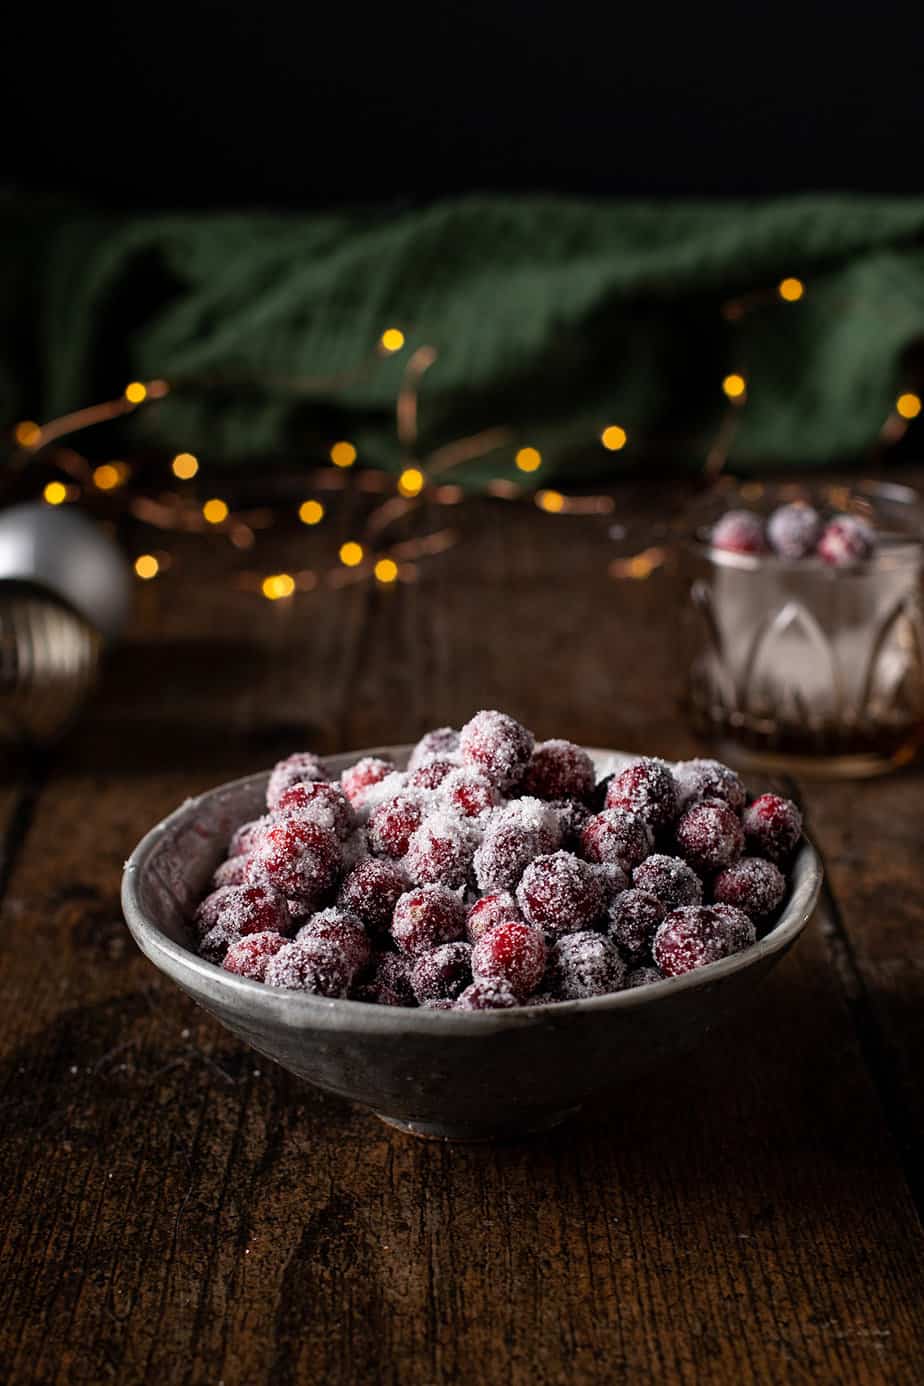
<box><xmin>192</xmin><ymin>711</ymin><xmax>803</xmax><ymax>1009</ymax></box>
<box><xmin>711</xmin><ymin>503</ymin><xmax>876</xmax><ymax>566</ymax></box>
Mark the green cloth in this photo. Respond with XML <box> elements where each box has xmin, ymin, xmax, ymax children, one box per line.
<box><xmin>4</xmin><ymin>195</ymin><xmax>924</xmax><ymax>482</ymax></box>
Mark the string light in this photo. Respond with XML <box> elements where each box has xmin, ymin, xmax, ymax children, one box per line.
<box><xmin>134</xmin><ymin>554</ymin><xmax>160</xmax><ymax>580</ymax></box>
<box><xmin>515</xmin><ymin>446</ymin><xmax>542</xmax><ymax>473</ymax></box>
<box><xmin>339</xmin><ymin>541</ymin><xmax>364</xmax><ymax>567</ymax></box>
<box><xmin>14</xmin><ymin>420</ymin><xmax>41</xmax><ymax>448</ymax></box>
<box><xmin>778</xmin><ymin>277</ymin><xmax>805</xmax><ymax>302</ymax></box>
<box><xmin>601</xmin><ymin>425</ymin><xmax>628</xmax><ymax>452</ymax></box>
<box><xmin>896</xmin><ymin>392</ymin><xmax>922</xmax><ymax>420</ymax></box>
<box><xmin>172</xmin><ymin>452</ymin><xmax>199</xmax><ymax>479</ymax></box>
<box><xmin>124</xmin><ymin>381</ymin><xmax>147</xmax><ymax>405</ymax></box>
<box><xmin>261</xmin><ymin>573</ymin><xmax>295</xmax><ymax>600</ymax></box>
<box><xmin>299</xmin><ymin>499</ymin><xmax>325</xmax><ymax>525</ymax></box>
<box><xmin>330</xmin><ymin>441</ymin><xmax>357</xmax><ymax>468</ymax></box>
<box><xmin>380</xmin><ymin>328</ymin><xmax>405</xmax><ymax>353</ymax></box>
<box><xmin>722</xmin><ymin>373</ymin><xmax>747</xmax><ymax>401</ymax></box>
<box><xmin>398</xmin><ymin>466</ymin><xmax>424</xmax><ymax>497</ymax></box>
<box><xmin>536</xmin><ymin>490</ymin><xmax>565</xmax><ymax>513</ymax></box>
<box><xmin>43</xmin><ymin>481</ymin><xmax>67</xmax><ymax>506</ymax></box>
<box><xmin>374</xmin><ymin>557</ymin><xmax>399</xmax><ymax>583</ymax></box>
<box><xmin>93</xmin><ymin>463</ymin><xmax>124</xmax><ymax>491</ymax></box>
<box><xmin>202</xmin><ymin>498</ymin><xmax>229</xmax><ymax>524</ymax></box>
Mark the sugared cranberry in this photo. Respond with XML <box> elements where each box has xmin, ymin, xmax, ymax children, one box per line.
<box><xmin>767</xmin><ymin>503</ymin><xmax>821</xmax><ymax>559</ymax></box>
<box><xmin>606</xmin><ymin>757</ymin><xmax>678</xmax><ymax>830</ymax></box>
<box><xmin>264</xmin><ymin>940</ymin><xmax>352</xmax><ymax>996</ymax></box>
<box><xmin>228</xmin><ymin>816</ymin><xmax>270</xmax><ymax>860</ymax></box>
<box><xmin>195</xmin><ymin>881</ymin><xmax>290</xmax><ymax>940</ymax></box>
<box><xmin>247</xmin><ymin>818</ymin><xmax>340</xmax><ymax>905</ymax></box>
<box><xmin>277</xmin><ymin>781</ymin><xmax>356</xmax><ymax>840</ymax></box>
<box><xmin>471</xmin><ymin>920</ymin><xmax>547</xmax><ymax>999</ymax></box>
<box><xmin>516</xmin><ymin>851</ymin><xmax>604</xmax><ymax>937</ymax></box>
<box><xmin>407</xmin><ymin>727</ymin><xmax>460</xmax><ymax>771</ymax></box>
<box><xmin>713</xmin><ymin>856</ymin><xmax>785</xmax><ymax>919</ymax></box>
<box><xmin>199</xmin><ymin>922</ymin><xmax>239</xmax><ymax>964</ymax></box>
<box><xmin>606</xmin><ymin>889</ymin><xmax>665</xmax><ymax>957</ymax></box>
<box><xmin>340</xmin><ymin>756</ymin><xmax>396</xmax><ymax>804</ymax></box>
<box><xmin>742</xmin><ymin>793</ymin><xmax>803</xmax><ymax>864</ymax></box>
<box><xmin>466</xmin><ymin>891</ymin><xmax>522</xmax><ymax>943</ymax></box>
<box><xmin>338</xmin><ymin>858</ymin><xmax>409</xmax><ymax>934</ymax></box>
<box><xmin>633</xmin><ymin>854</ymin><xmax>703</xmax><ymax>911</ymax></box>
<box><xmin>581</xmin><ymin>807</ymin><xmax>653</xmax><ymax>869</ymax></box>
<box><xmin>551</xmin><ymin>798</ymin><xmax>593</xmax><ymax>850</ymax></box>
<box><xmin>408</xmin><ymin>758</ymin><xmax>457</xmax><ymax>790</ymax></box>
<box><xmin>817</xmin><ymin>513</ymin><xmax>875</xmax><ymax>567</ymax></box>
<box><xmin>440</xmin><ymin>767</ymin><xmax>502</xmax><ymax>819</ymax></box>
<box><xmin>653</xmin><ymin>904</ymin><xmax>756</xmax><ymax>977</ymax></box>
<box><xmin>212</xmin><ymin>855</ymin><xmax>250</xmax><ymax>889</ymax></box>
<box><xmin>711</xmin><ymin>509</ymin><xmax>767</xmax><ymax>555</ymax></box>
<box><xmin>410</xmin><ymin>942</ymin><xmax>473</xmax><ymax>1003</ymax></box>
<box><xmin>473</xmin><ymin>798</ymin><xmax>561</xmax><ymax>893</ymax></box>
<box><xmin>222</xmin><ymin>931</ymin><xmax>288</xmax><ymax>981</ymax></box>
<box><xmin>391</xmin><ymin>884</ymin><xmax>466</xmax><ymax>955</ymax></box>
<box><xmin>423</xmin><ymin>999</ymin><xmax>455</xmax><ymax>1010</ymax></box>
<box><xmin>297</xmin><ymin>906</ymin><xmax>372</xmax><ymax>974</ymax></box>
<box><xmin>672</xmin><ymin>758</ymin><xmax>746</xmax><ymax>814</ymax></box>
<box><xmin>404</xmin><ymin>810</ymin><xmax>476</xmax><ymax>888</ymax></box>
<box><xmin>266</xmin><ymin>752</ymin><xmax>328</xmax><ymax>809</ymax></box>
<box><xmin>626</xmin><ymin>965</ymin><xmax>663</xmax><ymax>989</ymax></box>
<box><xmin>459</xmin><ymin>710</ymin><xmax>534</xmax><ymax>790</ymax></box>
<box><xmin>675</xmin><ymin>799</ymin><xmax>744</xmax><ymax>874</ymax></box>
<box><xmin>367</xmin><ymin>791</ymin><xmax>426</xmax><ymax>858</ymax></box>
<box><xmin>354</xmin><ymin>951</ymin><xmax>415</xmax><ymax>1006</ymax></box>
<box><xmin>547</xmin><ymin>932</ymin><xmax>625</xmax><ymax>1000</ymax></box>
<box><xmin>454</xmin><ymin>979</ymin><xmax>520</xmax><ymax>1010</ymax></box>
<box><xmin>521</xmin><ymin>739</ymin><xmax>596</xmax><ymax>802</ymax></box>
<box><xmin>592</xmin><ymin>861</ymin><xmax>630</xmax><ymax>904</ymax></box>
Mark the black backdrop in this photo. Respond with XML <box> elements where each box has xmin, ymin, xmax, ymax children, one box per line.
<box><xmin>6</xmin><ymin>2</ymin><xmax>924</xmax><ymax>208</ymax></box>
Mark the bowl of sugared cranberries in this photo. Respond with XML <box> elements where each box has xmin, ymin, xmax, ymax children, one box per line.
<box><xmin>122</xmin><ymin>717</ymin><xmax>821</xmax><ymax>1141</ymax></box>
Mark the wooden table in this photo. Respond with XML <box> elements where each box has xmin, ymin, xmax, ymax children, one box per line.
<box><xmin>1</xmin><ymin>475</ymin><xmax>922</xmax><ymax>1384</ymax></box>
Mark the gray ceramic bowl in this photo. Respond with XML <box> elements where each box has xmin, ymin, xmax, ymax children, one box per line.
<box><xmin>121</xmin><ymin>746</ymin><xmax>822</xmax><ymax>1141</ymax></box>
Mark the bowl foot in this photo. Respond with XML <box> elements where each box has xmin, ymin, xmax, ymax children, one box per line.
<box><xmin>374</xmin><ymin>1109</ymin><xmax>578</xmax><ymax>1142</ymax></box>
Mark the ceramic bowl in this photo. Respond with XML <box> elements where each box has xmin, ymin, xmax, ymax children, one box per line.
<box><xmin>121</xmin><ymin>746</ymin><xmax>822</xmax><ymax>1141</ymax></box>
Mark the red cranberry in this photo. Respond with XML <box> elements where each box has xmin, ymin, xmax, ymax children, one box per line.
<box><xmin>466</xmin><ymin>891</ymin><xmax>522</xmax><ymax>943</ymax></box>
<box><xmin>410</xmin><ymin>942</ymin><xmax>473</xmax><ymax>1003</ymax></box>
<box><xmin>459</xmin><ymin>710</ymin><xmax>534</xmax><ymax>790</ymax></box>
<box><xmin>338</xmin><ymin>858</ymin><xmax>409</xmax><ymax>934</ymax></box>
<box><xmin>247</xmin><ymin>817</ymin><xmax>340</xmax><ymax>905</ymax></box>
<box><xmin>341</xmin><ymin>756</ymin><xmax>396</xmax><ymax>804</ymax></box>
<box><xmin>353</xmin><ymin>951</ymin><xmax>416</xmax><ymax>1006</ymax></box>
<box><xmin>223</xmin><ymin>931</ymin><xmax>288</xmax><ymax>981</ymax></box>
<box><xmin>471</xmin><ymin>920</ymin><xmax>547</xmax><ymax>999</ymax></box>
<box><xmin>672</xmin><ymin>758</ymin><xmax>745</xmax><ymax>814</ymax></box>
<box><xmin>653</xmin><ymin>904</ymin><xmax>756</xmax><ymax>976</ymax></box>
<box><xmin>391</xmin><ymin>884</ymin><xmax>466</xmax><ymax>955</ymax></box>
<box><xmin>581</xmin><ymin>807</ymin><xmax>653</xmax><ymax>869</ymax></box>
<box><xmin>408</xmin><ymin>758</ymin><xmax>457</xmax><ymax>790</ymax></box>
<box><xmin>212</xmin><ymin>855</ymin><xmax>250</xmax><ymax>889</ymax></box>
<box><xmin>454</xmin><ymin>979</ymin><xmax>520</xmax><ymax>1010</ymax></box>
<box><xmin>407</xmin><ymin>726</ymin><xmax>460</xmax><ymax>771</ymax></box>
<box><xmin>626</xmin><ymin>965</ymin><xmax>663</xmax><ymax>989</ymax></box>
<box><xmin>195</xmin><ymin>882</ymin><xmax>290</xmax><ymax>940</ymax></box>
<box><xmin>606</xmin><ymin>757</ymin><xmax>678</xmax><ymax>830</ymax></box>
<box><xmin>404</xmin><ymin>810</ymin><xmax>476</xmax><ymax>888</ymax></box>
<box><xmin>266</xmin><ymin>752</ymin><xmax>329</xmax><ymax>809</ymax></box>
<box><xmin>817</xmin><ymin>513</ymin><xmax>875</xmax><ymax>566</ymax></box>
<box><xmin>767</xmin><ymin>503</ymin><xmax>821</xmax><ymax>559</ymax></box>
<box><xmin>228</xmin><ymin>815</ymin><xmax>270</xmax><ymax>859</ymax></box>
<box><xmin>675</xmin><ymin>799</ymin><xmax>744</xmax><ymax>873</ymax></box>
<box><xmin>264</xmin><ymin>939</ymin><xmax>352</xmax><ymax>996</ymax></box>
<box><xmin>743</xmin><ymin>794</ymin><xmax>802</xmax><ymax>864</ymax></box>
<box><xmin>711</xmin><ymin>509</ymin><xmax>767</xmax><ymax>555</ymax></box>
<box><xmin>521</xmin><ymin>739</ymin><xmax>596</xmax><ymax>802</ymax></box>
<box><xmin>551</xmin><ymin>798</ymin><xmax>593</xmax><ymax>850</ymax></box>
<box><xmin>713</xmin><ymin>856</ymin><xmax>785</xmax><ymax>919</ymax></box>
<box><xmin>473</xmin><ymin>799</ymin><xmax>561</xmax><ymax>893</ymax></box>
<box><xmin>547</xmin><ymin>932</ymin><xmax>625</xmax><ymax>1000</ymax></box>
<box><xmin>516</xmin><ymin>851</ymin><xmax>604</xmax><ymax>937</ymax></box>
<box><xmin>277</xmin><ymin>781</ymin><xmax>356</xmax><ymax>840</ymax></box>
<box><xmin>607</xmin><ymin>889</ymin><xmax>665</xmax><ymax>957</ymax></box>
<box><xmin>367</xmin><ymin>791</ymin><xmax>426</xmax><ymax>858</ymax></box>
<box><xmin>440</xmin><ymin>767</ymin><xmax>503</xmax><ymax>818</ymax></box>
<box><xmin>632</xmin><ymin>854</ymin><xmax>703</xmax><ymax>910</ymax></box>
<box><xmin>296</xmin><ymin>907</ymin><xmax>372</xmax><ymax>974</ymax></box>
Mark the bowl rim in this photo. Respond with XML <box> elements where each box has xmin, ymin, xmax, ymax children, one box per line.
<box><xmin>121</xmin><ymin>745</ymin><xmax>822</xmax><ymax>1031</ymax></box>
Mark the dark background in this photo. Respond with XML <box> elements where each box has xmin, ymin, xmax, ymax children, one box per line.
<box><xmin>7</xmin><ymin>2</ymin><xmax>924</xmax><ymax>208</ymax></box>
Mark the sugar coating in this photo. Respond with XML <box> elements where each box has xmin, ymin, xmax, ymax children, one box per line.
<box><xmin>454</xmin><ymin>978</ymin><xmax>520</xmax><ymax>1010</ymax></box>
<box><xmin>606</xmin><ymin>758</ymin><xmax>679</xmax><ymax>830</ymax></box>
<box><xmin>199</xmin><ymin>921</ymin><xmax>240</xmax><ymax>964</ymax></box>
<box><xmin>711</xmin><ymin>509</ymin><xmax>767</xmax><ymax>555</ymax></box>
<box><xmin>672</xmin><ymin>758</ymin><xmax>746</xmax><ymax>814</ymax></box>
<box><xmin>517</xmin><ymin>851</ymin><xmax>604</xmax><ymax>937</ymax></box>
<box><xmin>633</xmin><ymin>854</ymin><xmax>704</xmax><ymax>911</ymax></box>
<box><xmin>581</xmin><ymin>807</ymin><xmax>653</xmax><ymax>869</ymax></box>
<box><xmin>408</xmin><ymin>727</ymin><xmax>460</xmax><ymax>771</ymax></box>
<box><xmin>296</xmin><ymin>906</ymin><xmax>372</xmax><ymax>974</ymax></box>
<box><xmin>743</xmin><ymin>794</ymin><xmax>803</xmax><ymax>864</ymax></box>
<box><xmin>247</xmin><ymin>817</ymin><xmax>340</xmax><ymax>905</ymax></box>
<box><xmin>675</xmin><ymin>799</ymin><xmax>744</xmax><ymax>873</ymax></box>
<box><xmin>607</xmin><ymin>888</ymin><xmax>665</xmax><ymax>957</ymax></box>
<box><xmin>767</xmin><ymin>503</ymin><xmax>821</xmax><ymax>559</ymax></box>
<box><xmin>266</xmin><ymin>752</ymin><xmax>329</xmax><ymax>810</ymax></box>
<box><xmin>473</xmin><ymin>798</ymin><xmax>561</xmax><ymax>893</ymax></box>
<box><xmin>408</xmin><ymin>758</ymin><xmax>458</xmax><ymax>790</ymax></box>
<box><xmin>471</xmin><ymin>920</ymin><xmax>547</xmax><ymax>999</ymax></box>
<box><xmin>223</xmin><ymin>931</ymin><xmax>288</xmax><ymax>981</ymax></box>
<box><xmin>354</xmin><ymin>951</ymin><xmax>415</xmax><ymax>1006</ymax></box>
<box><xmin>653</xmin><ymin>905</ymin><xmax>756</xmax><ymax>977</ymax></box>
<box><xmin>229</xmin><ymin>815</ymin><xmax>271</xmax><ymax>859</ymax></box>
<box><xmin>264</xmin><ymin>939</ymin><xmax>352</xmax><ymax>996</ymax></box>
<box><xmin>521</xmin><ymin>740</ymin><xmax>596</xmax><ymax>802</ymax></box>
<box><xmin>367</xmin><ymin>790</ymin><xmax>427</xmax><ymax>858</ymax></box>
<box><xmin>404</xmin><ymin>808</ymin><xmax>480</xmax><ymax>888</ymax></box>
<box><xmin>713</xmin><ymin>856</ymin><xmax>785</xmax><ymax>918</ymax></box>
<box><xmin>551</xmin><ymin>798</ymin><xmax>593</xmax><ymax>849</ymax></box>
<box><xmin>626</xmin><ymin>965</ymin><xmax>663</xmax><ymax>989</ymax></box>
<box><xmin>439</xmin><ymin>766</ymin><xmax>502</xmax><ymax>819</ymax></box>
<box><xmin>277</xmin><ymin>781</ymin><xmax>357</xmax><ymax>840</ymax></box>
<box><xmin>341</xmin><ymin>757</ymin><xmax>397</xmax><ymax>806</ymax></box>
<box><xmin>195</xmin><ymin>882</ymin><xmax>289</xmax><ymax>940</ymax></box>
<box><xmin>212</xmin><ymin>854</ymin><xmax>250</xmax><ymax>889</ymax></box>
<box><xmin>591</xmin><ymin>861</ymin><xmax>630</xmax><ymax>904</ymax></box>
<box><xmin>392</xmin><ymin>883</ymin><xmax>467</xmax><ymax>955</ymax></box>
<box><xmin>466</xmin><ymin>891</ymin><xmax>522</xmax><ymax>943</ymax></box>
<box><xmin>459</xmin><ymin>710</ymin><xmax>534</xmax><ymax>790</ymax></box>
<box><xmin>410</xmin><ymin>942</ymin><xmax>473</xmax><ymax>1003</ymax></box>
<box><xmin>338</xmin><ymin>858</ymin><xmax>409</xmax><ymax>934</ymax></box>
<box><xmin>817</xmin><ymin>513</ymin><xmax>875</xmax><ymax>567</ymax></box>
<box><xmin>547</xmin><ymin>932</ymin><xmax>625</xmax><ymax>1000</ymax></box>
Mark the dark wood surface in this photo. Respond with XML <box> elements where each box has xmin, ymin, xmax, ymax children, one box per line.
<box><xmin>1</xmin><ymin>474</ymin><xmax>922</xmax><ymax>1385</ymax></box>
